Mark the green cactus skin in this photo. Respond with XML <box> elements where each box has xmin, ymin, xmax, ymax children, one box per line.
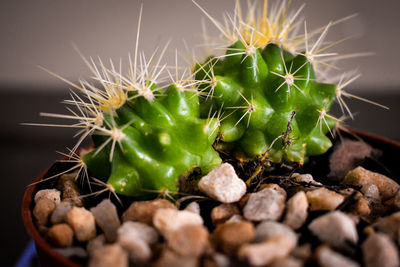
<box><xmin>82</xmin><ymin>84</ymin><xmax>221</xmax><ymax>198</ymax></box>
<box><xmin>195</xmin><ymin>41</ymin><xmax>337</xmax><ymax>164</ymax></box>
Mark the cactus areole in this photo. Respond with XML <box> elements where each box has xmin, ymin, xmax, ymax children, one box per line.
<box><xmin>82</xmin><ymin>85</ymin><xmax>221</xmax><ymax>198</ymax></box>
<box><xmin>195</xmin><ymin>41</ymin><xmax>337</xmax><ymax>165</ymax></box>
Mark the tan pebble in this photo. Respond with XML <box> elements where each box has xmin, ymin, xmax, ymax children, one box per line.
<box><xmin>86</xmin><ymin>234</ymin><xmax>106</xmax><ymax>255</ymax></box>
<box><xmin>199</xmin><ymin>163</ymin><xmax>246</xmax><ymax>203</ymax></box>
<box><xmin>153</xmin><ymin>208</ymin><xmax>203</xmax><ymax>238</ymax></box>
<box><xmin>284</xmin><ymin>191</ymin><xmax>308</xmax><ymax>230</ymax></box>
<box><xmin>152</xmin><ymin>249</ymin><xmax>198</xmax><ymax>267</ymax></box>
<box><xmin>291</xmin><ymin>173</ymin><xmax>322</xmax><ymax>186</ymax></box>
<box><xmin>238</xmin><ymin>234</ymin><xmax>297</xmax><ymax>267</ymax></box>
<box><xmin>34</xmin><ymin>189</ymin><xmax>61</xmax><ymax>205</ymax></box>
<box><xmin>168</xmin><ymin>224</ymin><xmax>209</xmax><ymax>257</ymax></box>
<box><xmin>212</xmin><ymin>221</ymin><xmax>255</xmax><ymax>255</ymax></box>
<box><xmin>393</xmin><ymin>190</ymin><xmax>400</xmax><ymax>210</ymax></box>
<box><xmin>362</xmin><ymin>233</ymin><xmax>399</xmax><ymax>267</ymax></box>
<box><xmin>33</xmin><ymin>198</ymin><xmax>56</xmax><ymax>225</ymax></box>
<box><xmin>243</xmin><ymin>187</ymin><xmax>286</xmax><ymax>221</ymax></box>
<box><xmin>66</xmin><ymin>207</ymin><xmax>96</xmax><ymax>242</ymax></box>
<box><xmin>91</xmin><ymin>199</ymin><xmax>120</xmax><ymax>243</ymax></box>
<box><xmin>316</xmin><ymin>245</ymin><xmax>360</xmax><ymax>267</ymax></box>
<box><xmin>306</xmin><ymin>187</ymin><xmax>344</xmax><ymax>211</ymax></box>
<box><xmin>291</xmin><ymin>243</ymin><xmax>312</xmax><ymax>261</ymax></box>
<box><xmin>211</xmin><ymin>203</ymin><xmax>240</xmax><ymax>225</ymax></box>
<box><xmin>269</xmin><ymin>257</ymin><xmax>303</xmax><ymax>267</ymax></box>
<box><xmin>259</xmin><ymin>183</ymin><xmax>287</xmax><ymax>197</ymax></box>
<box><xmin>122</xmin><ymin>199</ymin><xmax>176</xmax><ymax>225</ymax></box>
<box><xmin>57</xmin><ymin>173</ymin><xmax>83</xmax><ymax>206</ymax></box>
<box><xmin>254</xmin><ymin>221</ymin><xmax>297</xmax><ymax>244</ymax></box>
<box><xmin>185</xmin><ymin>201</ymin><xmax>200</xmax><ymax>214</ymax></box>
<box><xmin>88</xmin><ymin>244</ymin><xmax>128</xmax><ymax>267</ymax></box>
<box><xmin>47</xmin><ymin>224</ymin><xmax>74</xmax><ymax>248</ymax></box>
<box><xmin>343</xmin><ymin>166</ymin><xmax>399</xmax><ymax>200</ymax></box>
<box><xmin>50</xmin><ymin>201</ymin><xmax>73</xmax><ymax>224</ymax></box>
<box><xmin>371</xmin><ymin>211</ymin><xmax>400</xmax><ymax>242</ymax></box>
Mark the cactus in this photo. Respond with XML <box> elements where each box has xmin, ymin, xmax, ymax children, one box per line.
<box><xmin>193</xmin><ymin>0</ymin><xmax>341</xmax><ymax>165</ymax></box>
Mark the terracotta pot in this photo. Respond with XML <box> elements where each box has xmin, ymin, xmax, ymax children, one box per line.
<box><xmin>21</xmin><ymin>130</ymin><xmax>400</xmax><ymax>267</ymax></box>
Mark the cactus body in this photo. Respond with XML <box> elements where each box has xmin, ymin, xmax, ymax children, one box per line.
<box><xmin>82</xmin><ymin>85</ymin><xmax>221</xmax><ymax>198</ymax></box>
<box><xmin>196</xmin><ymin>41</ymin><xmax>337</xmax><ymax>164</ymax></box>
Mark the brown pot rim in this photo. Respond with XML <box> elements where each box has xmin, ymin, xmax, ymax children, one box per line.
<box><xmin>21</xmin><ymin>129</ymin><xmax>400</xmax><ymax>266</ymax></box>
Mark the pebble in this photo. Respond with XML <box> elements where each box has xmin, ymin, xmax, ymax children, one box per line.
<box><xmin>50</xmin><ymin>201</ymin><xmax>73</xmax><ymax>225</ymax></box>
<box><xmin>343</xmin><ymin>166</ymin><xmax>399</xmax><ymax>200</ymax></box>
<box><xmin>198</xmin><ymin>163</ymin><xmax>246</xmax><ymax>203</ymax></box>
<box><xmin>47</xmin><ymin>224</ymin><xmax>74</xmax><ymax>248</ymax></box>
<box><xmin>226</xmin><ymin>214</ymin><xmax>245</xmax><ymax>223</ymax></box>
<box><xmin>361</xmin><ymin>184</ymin><xmax>381</xmax><ymax>204</ymax></box>
<box><xmin>118</xmin><ymin>221</ymin><xmax>158</xmax><ymax>245</ymax></box>
<box><xmin>211</xmin><ymin>203</ymin><xmax>240</xmax><ymax>225</ymax></box>
<box><xmin>291</xmin><ymin>173</ymin><xmax>322</xmax><ymax>186</ymax></box>
<box><xmin>66</xmin><ymin>207</ymin><xmax>96</xmax><ymax>242</ymax></box>
<box><xmin>153</xmin><ymin>208</ymin><xmax>203</xmax><ymax>238</ymax></box>
<box><xmin>167</xmin><ymin>224</ymin><xmax>209</xmax><ymax>257</ymax></box>
<box><xmin>55</xmin><ymin>247</ymin><xmax>87</xmax><ymax>259</ymax></box>
<box><xmin>86</xmin><ymin>234</ymin><xmax>105</xmax><ymax>255</ymax></box>
<box><xmin>316</xmin><ymin>245</ymin><xmax>360</xmax><ymax>267</ymax></box>
<box><xmin>122</xmin><ymin>199</ymin><xmax>176</xmax><ymax>225</ymax></box>
<box><xmin>306</xmin><ymin>187</ymin><xmax>344</xmax><ymax>211</ymax></box>
<box><xmin>371</xmin><ymin>211</ymin><xmax>400</xmax><ymax>242</ymax></box>
<box><xmin>291</xmin><ymin>243</ymin><xmax>312</xmax><ymax>261</ymax></box>
<box><xmin>91</xmin><ymin>199</ymin><xmax>120</xmax><ymax>243</ymax></box>
<box><xmin>88</xmin><ymin>244</ymin><xmax>128</xmax><ymax>267</ymax></box>
<box><xmin>118</xmin><ymin>237</ymin><xmax>151</xmax><ymax>264</ymax></box>
<box><xmin>393</xmin><ymin>190</ymin><xmax>400</xmax><ymax>210</ymax></box>
<box><xmin>238</xmin><ymin>234</ymin><xmax>297</xmax><ymax>267</ymax></box>
<box><xmin>203</xmin><ymin>253</ymin><xmax>230</xmax><ymax>267</ymax></box>
<box><xmin>308</xmin><ymin>211</ymin><xmax>358</xmax><ymax>250</ymax></box>
<box><xmin>269</xmin><ymin>257</ymin><xmax>303</xmax><ymax>267</ymax></box>
<box><xmin>254</xmin><ymin>221</ymin><xmax>297</xmax><ymax>244</ymax></box>
<box><xmin>243</xmin><ymin>187</ymin><xmax>286</xmax><ymax>221</ymax></box>
<box><xmin>212</xmin><ymin>221</ymin><xmax>255</xmax><ymax>255</ymax></box>
<box><xmin>152</xmin><ymin>249</ymin><xmax>198</xmax><ymax>267</ymax></box>
<box><xmin>57</xmin><ymin>173</ymin><xmax>83</xmax><ymax>207</ymax></box>
<box><xmin>284</xmin><ymin>191</ymin><xmax>308</xmax><ymax>230</ymax></box>
<box><xmin>185</xmin><ymin>201</ymin><xmax>200</xmax><ymax>214</ymax></box>
<box><xmin>34</xmin><ymin>189</ymin><xmax>61</xmax><ymax>205</ymax></box>
<box><xmin>362</xmin><ymin>233</ymin><xmax>399</xmax><ymax>267</ymax></box>
<box><xmin>33</xmin><ymin>198</ymin><xmax>57</xmax><ymax>225</ymax></box>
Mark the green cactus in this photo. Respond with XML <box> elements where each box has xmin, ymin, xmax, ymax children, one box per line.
<box><xmin>81</xmin><ymin>82</ymin><xmax>221</xmax><ymax>198</ymax></box>
<box><xmin>195</xmin><ymin>41</ymin><xmax>337</xmax><ymax>165</ymax></box>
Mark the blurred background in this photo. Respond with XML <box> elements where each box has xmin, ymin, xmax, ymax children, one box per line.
<box><xmin>1</xmin><ymin>0</ymin><xmax>399</xmax><ymax>265</ymax></box>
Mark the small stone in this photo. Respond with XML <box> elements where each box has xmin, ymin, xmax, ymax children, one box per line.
<box><xmin>50</xmin><ymin>201</ymin><xmax>73</xmax><ymax>225</ymax></box>
<box><xmin>254</xmin><ymin>221</ymin><xmax>297</xmax><ymax>244</ymax></box>
<box><xmin>212</xmin><ymin>221</ymin><xmax>255</xmax><ymax>255</ymax></box>
<box><xmin>243</xmin><ymin>187</ymin><xmax>286</xmax><ymax>221</ymax></box>
<box><xmin>168</xmin><ymin>224</ymin><xmax>209</xmax><ymax>257</ymax></box>
<box><xmin>47</xmin><ymin>224</ymin><xmax>74</xmax><ymax>248</ymax></box>
<box><xmin>118</xmin><ymin>221</ymin><xmax>158</xmax><ymax>245</ymax></box>
<box><xmin>238</xmin><ymin>234</ymin><xmax>297</xmax><ymax>267</ymax></box>
<box><xmin>66</xmin><ymin>207</ymin><xmax>96</xmax><ymax>242</ymax></box>
<box><xmin>122</xmin><ymin>199</ymin><xmax>176</xmax><ymax>225</ymax></box>
<box><xmin>371</xmin><ymin>212</ymin><xmax>400</xmax><ymax>242</ymax></box>
<box><xmin>211</xmin><ymin>203</ymin><xmax>240</xmax><ymax>225</ymax></box>
<box><xmin>361</xmin><ymin>184</ymin><xmax>381</xmax><ymax>204</ymax></box>
<box><xmin>87</xmin><ymin>234</ymin><xmax>106</xmax><ymax>255</ymax></box>
<box><xmin>308</xmin><ymin>211</ymin><xmax>358</xmax><ymax>250</ymax></box>
<box><xmin>198</xmin><ymin>163</ymin><xmax>246</xmax><ymax>203</ymax></box>
<box><xmin>88</xmin><ymin>244</ymin><xmax>128</xmax><ymax>267</ymax></box>
<box><xmin>269</xmin><ymin>257</ymin><xmax>303</xmax><ymax>267</ymax></box>
<box><xmin>259</xmin><ymin>183</ymin><xmax>287</xmax><ymax>197</ymax></box>
<box><xmin>226</xmin><ymin>214</ymin><xmax>245</xmax><ymax>223</ymax></box>
<box><xmin>291</xmin><ymin>173</ymin><xmax>322</xmax><ymax>186</ymax></box>
<box><xmin>306</xmin><ymin>187</ymin><xmax>344</xmax><ymax>211</ymax></box>
<box><xmin>55</xmin><ymin>247</ymin><xmax>87</xmax><ymax>259</ymax></box>
<box><xmin>91</xmin><ymin>199</ymin><xmax>120</xmax><ymax>243</ymax></box>
<box><xmin>153</xmin><ymin>208</ymin><xmax>203</xmax><ymax>238</ymax></box>
<box><xmin>362</xmin><ymin>233</ymin><xmax>399</xmax><ymax>267</ymax></box>
<box><xmin>152</xmin><ymin>249</ymin><xmax>198</xmax><ymax>267</ymax></box>
<box><xmin>316</xmin><ymin>245</ymin><xmax>360</xmax><ymax>267</ymax></box>
<box><xmin>119</xmin><ymin>238</ymin><xmax>151</xmax><ymax>264</ymax></box>
<box><xmin>291</xmin><ymin>243</ymin><xmax>312</xmax><ymax>261</ymax></box>
<box><xmin>343</xmin><ymin>166</ymin><xmax>399</xmax><ymax>200</ymax></box>
<box><xmin>238</xmin><ymin>193</ymin><xmax>251</xmax><ymax>209</ymax></box>
<box><xmin>203</xmin><ymin>253</ymin><xmax>230</xmax><ymax>267</ymax></box>
<box><xmin>393</xmin><ymin>190</ymin><xmax>400</xmax><ymax>210</ymax></box>
<box><xmin>34</xmin><ymin>189</ymin><xmax>61</xmax><ymax>205</ymax></box>
<box><xmin>284</xmin><ymin>191</ymin><xmax>308</xmax><ymax>230</ymax></box>
<box><xmin>33</xmin><ymin>198</ymin><xmax>57</xmax><ymax>225</ymax></box>
<box><xmin>185</xmin><ymin>202</ymin><xmax>200</xmax><ymax>214</ymax></box>
<box><xmin>57</xmin><ymin>173</ymin><xmax>83</xmax><ymax>207</ymax></box>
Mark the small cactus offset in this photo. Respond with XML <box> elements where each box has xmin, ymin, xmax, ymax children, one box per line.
<box><xmin>194</xmin><ymin>0</ymin><xmax>341</xmax><ymax>164</ymax></box>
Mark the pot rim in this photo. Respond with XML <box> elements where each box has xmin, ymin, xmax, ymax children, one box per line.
<box><xmin>21</xmin><ymin>129</ymin><xmax>400</xmax><ymax>266</ymax></box>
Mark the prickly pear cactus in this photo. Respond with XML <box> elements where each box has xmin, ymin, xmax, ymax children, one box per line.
<box><xmin>81</xmin><ymin>83</ymin><xmax>221</xmax><ymax>198</ymax></box>
<box><xmin>194</xmin><ymin>2</ymin><xmax>338</xmax><ymax>165</ymax></box>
